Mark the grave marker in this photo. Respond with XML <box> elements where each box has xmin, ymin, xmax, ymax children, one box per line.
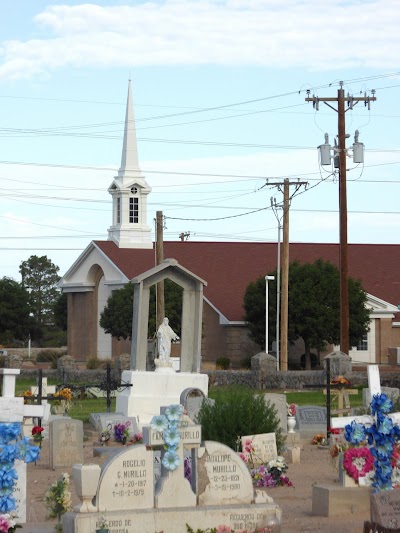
<box><xmin>197</xmin><ymin>441</ymin><xmax>254</xmax><ymax>506</ymax></box>
<box><xmin>96</xmin><ymin>445</ymin><xmax>154</xmax><ymax>511</ymax></box>
<box><xmin>370</xmin><ymin>491</ymin><xmax>400</xmax><ymax>529</ymax></box>
<box><xmin>49</xmin><ymin>418</ymin><xmax>83</xmax><ymax>469</ymax></box>
<box><xmin>241</xmin><ymin>433</ymin><xmax>277</xmax><ymax>465</ymax></box>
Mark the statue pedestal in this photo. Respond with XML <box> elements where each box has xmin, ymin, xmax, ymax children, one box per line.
<box><xmin>116</xmin><ymin>370</ymin><xmax>209</xmax><ymax>429</ymax></box>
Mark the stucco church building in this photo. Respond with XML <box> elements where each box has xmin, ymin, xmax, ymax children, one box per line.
<box><xmin>59</xmin><ymin>82</ymin><xmax>400</xmax><ymax>368</ymax></box>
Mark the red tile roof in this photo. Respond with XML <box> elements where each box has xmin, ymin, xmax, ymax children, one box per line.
<box><xmin>94</xmin><ymin>241</ymin><xmax>400</xmax><ymax>322</ymax></box>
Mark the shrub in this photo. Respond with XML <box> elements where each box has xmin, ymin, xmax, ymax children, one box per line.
<box><xmin>86</xmin><ymin>357</ymin><xmax>105</xmax><ymax>370</ymax></box>
<box><xmin>240</xmin><ymin>356</ymin><xmax>252</xmax><ymax>369</ymax></box>
<box><xmin>216</xmin><ymin>357</ymin><xmax>230</xmax><ymax>370</ymax></box>
<box><xmin>197</xmin><ymin>385</ymin><xmax>284</xmax><ymax>453</ymax></box>
<box><xmin>36</xmin><ymin>349</ymin><xmax>67</xmax><ymax>367</ymax></box>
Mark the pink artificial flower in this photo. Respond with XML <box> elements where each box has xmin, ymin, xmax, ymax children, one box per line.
<box><xmin>243</xmin><ymin>438</ymin><xmax>254</xmax><ymax>453</ymax></box>
<box><xmin>216</xmin><ymin>526</ymin><xmax>232</xmax><ymax>533</ymax></box>
<box><xmin>0</xmin><ymin>516</ymin><xmax>10</xmax><ymax>533</ymax></box>
<box><xmin>238</xmin><ymin>452</ymin><xmax>248</xmax><ymax>463</ymax></box>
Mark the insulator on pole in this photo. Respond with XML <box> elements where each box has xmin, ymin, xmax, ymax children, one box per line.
<box><xmin>319</xmin><ymin>133</ymin><xmax>332</xmax><ymax>165</ymax></box>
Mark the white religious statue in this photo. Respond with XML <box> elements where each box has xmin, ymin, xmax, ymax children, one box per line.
<box><xmin>157</xmin><ymin>317</ymin><xmax>179</xmax><ymax>363</ymax></box>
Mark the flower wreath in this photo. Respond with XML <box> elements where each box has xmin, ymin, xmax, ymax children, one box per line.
<box><xmin>343</xmin><ymin>447</ymin><xmax>374</xmax><ymax>481</ymax></box>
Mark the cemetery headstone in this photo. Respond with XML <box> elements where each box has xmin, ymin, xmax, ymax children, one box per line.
<box><xmin>241</xmin><ymin>433</ymin><xmax>277</xmax><ymax>465</ymax></box>
<box><xmin>89</xmin><ymin>413</ymin><xmax>138</xmax><ymax>437</ymax></box>
<box><xmin>370</xmin><ymin>491</ymin><xmax>400</xmax><ymax>529</ymax></box>
<box><xmin>197</xmin><ymin>440</ymin><xmax>254</xmax><ymax>506</ymax></box>
<box><xmin>295</xmin><ymin>405</ymin><xmax>327</xmax><ymax>437</ymax></box>
<box><xmin>264</xmin><ymin>393</ymin><xmax>287</xmax><ymax>433</ymax></box>
<box><xmin>96</xmin><ymin>445</ymin><xmax>154</xmax><ymax>511</ymax></box>
<box><xmin>49</xmin><ymin>418</ymin><xmax>83</xmax><ymax>469</ymax></box>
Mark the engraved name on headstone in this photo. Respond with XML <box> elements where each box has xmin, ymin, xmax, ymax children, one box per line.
<box><xmin>371</xmin><ymin>490</ymin><xmax>400</xmax><ymax>529</ymax></box>
<box><xmin>197</xmin><ymin>441</ymin><xmax>254</xmax><ymax>506</ymax></box>
<box><xmin>96</xmin><ymin>445</ymin><xmax>154</xmax><ymax>511</ymax></box>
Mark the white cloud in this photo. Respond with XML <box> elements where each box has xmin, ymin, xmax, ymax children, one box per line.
<box><xmin>0</xmin><ymin>1</ymin><xmax>399</xmax><ymax>79</ymax></box>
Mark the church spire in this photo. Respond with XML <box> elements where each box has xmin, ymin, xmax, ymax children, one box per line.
<box><xmin>118</xmin><ymin>79</ymin><xmax>142</xmax><ymax>180</ymax></box>
<box><xmin>107</xmin><ymin>81</ymin><xmax>152</xmax><ymax>249</ymax></box>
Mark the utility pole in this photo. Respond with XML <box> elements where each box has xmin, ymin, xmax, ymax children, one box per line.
<box><xmin>270</xmin><ymin>179</ymin><xmax>307</xmax><ymax>371</ymax></box>
<box><xmin>156</xmin><ymin>211</ymin><xmax>165</xmax><ymax>329</ymax></box>
<box><xmin>306</xmin><ymin>83</ymin><xmax>376</xmax><ymax>354</ymax></box>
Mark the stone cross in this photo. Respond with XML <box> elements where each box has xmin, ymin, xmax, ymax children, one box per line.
<box><xmin>142</xmin><ymin>409</ymin><xmax>201</xmax><ymax>509</ymax></box>
<box><xmin>331</xmin><ymin>365</ymin><xmax>400</xmax><ymax>429</ymax></box>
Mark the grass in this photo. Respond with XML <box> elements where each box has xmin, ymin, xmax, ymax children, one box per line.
<box><xmin>286</xmin><ymin>389</ymin><xmax>364</xmax><ymax>409</ymax></box>
<box><xmin>14</xmin><ymin>377</ymin><xmax>115</xmax><ymax>423</ymax></box>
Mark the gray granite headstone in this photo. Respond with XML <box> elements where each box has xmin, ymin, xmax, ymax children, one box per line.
<box><xmin>185</xmin><ymin>397</ymin><xmax>215</xmax><ymax>423</ymax></box>
<box><xmin>371</xmin><ymin>490</ymin><xmax>400</xmax><ymax>529</ymax></box>
<box><xmin>89</xmin><ymin>413</ymin><xmax>139</xmax><ymax>437</ymax></box>
<box><xmin>295</xmin><ymin>405</ymin><xmax>327</xmax><ymax>437</ymax></box>
<box><xmin>363</xmin><ymin>387</ymin><xmax>399</xmax><ymax>407</ymax></box>
<box><xmin>49</xmin><ymin>418</ymin><xmax>83</xmax><ymax>468</ymax></box>
<box><xmin>264</xmin><ymin>393</ymin><xmax>287</xmax><ymax>433</ymax></box>
<box><xmin>323</xmin><ymin>351</ymin><xmax>352</xmax><ymax>376</ymax></box>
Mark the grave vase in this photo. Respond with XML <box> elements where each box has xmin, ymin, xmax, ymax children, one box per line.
<box><xmin>72</xmin><ymin>464</ymin><xmax>101</xmax><ymax>513</ymax></box>
<box><xmin>287</xmin><ymin>416</ymin><xmax>296</xmax><ymax>434</ymax></box>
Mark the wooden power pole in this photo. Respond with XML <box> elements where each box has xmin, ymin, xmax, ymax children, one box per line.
<box><xmin>306</xmin><ymin>83</ymin><xmax>376</xmax><ymax>354</ymax></box>
<box><xmin>270</xmin><ymin>179</ymin><xmax>307</xmax><ymax>371</ymax></box>
<box><xmin>156</xmin><ymin>211</ymin><xmax>165</xmax><ymax>329</ymax></box>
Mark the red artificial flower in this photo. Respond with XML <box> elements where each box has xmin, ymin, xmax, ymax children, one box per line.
<box><xmin>329</xmin><ymin>428</ymin><xmax>341</xmax><ymax>434</ymax></box>
<box><xmin>343</xmin><ymin>447</ymin><xmax>374</xmax><ymax>481</ymax></box>
<box><xmin>31</xmin><ymin>426</ymin><xmax>44</xmax><ymax>435</ymax></box>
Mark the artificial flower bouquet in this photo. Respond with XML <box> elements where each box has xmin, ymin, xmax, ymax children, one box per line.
<box><xmin>52</xmin><ymin>388</ymin><xmax>73</xmax><ymax>413</ymax></box>
<box><xmin>99</xmin><ymin>426</ymin><xmax>111</xmax><ymax>446</ymax></box>
<box><xmin>239</xmin><ymin>438</ymin><xmax>293</xmax><ymax>488</ymax></box>
<box><xmin>114</xmin><ymin>421</ymin><xmax>131</xmax><ymax>443</ymax></box>
<box><xmin>0</xmin><ymin>513</ymin><xmax>21</xmax><ymax>533</ymax></box>
<box><xmin>31</xmin><ymin>426</ymin><xmax>44</xmax><ymax>442</ymax></box>
<box><xmin>128</xmin><ymin>432</ymin><xmax>143</xmax><ymax>445</ymax></box>
<box><xmin>43</xmin><ymin>473</ymin><xmax>72</xmax><ymax>532</ymax></box>
<box><xmin>311</xmin><ymin>433</ymin><xmax>327</xmax><ymax>445</ymax></box>
<box><xmin>287</xmin><ymin>403</ymin><xmax>296</xmax><ymax>417</ymax></box>
<box><xmin>330</xmin><ymin>375</ymin><xmax>351</xmax><ymax>386</ymax></box>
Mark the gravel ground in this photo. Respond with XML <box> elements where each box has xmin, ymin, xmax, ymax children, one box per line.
<box><xmin>21</xmin><ymin>430</ymin><xmax>369</xmax><ymax>533</ymax></box>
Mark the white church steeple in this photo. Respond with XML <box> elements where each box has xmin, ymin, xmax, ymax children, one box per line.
<box><xmin>107</xmin><ymin>81</ymin><xmax>152</xmax><ymax>249</ymax></box>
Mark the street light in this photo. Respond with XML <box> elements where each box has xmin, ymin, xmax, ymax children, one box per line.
<box><xmin>265</xmin><ymin>275</ymin><xmax>275</xmax><ymax>356</ymax></box>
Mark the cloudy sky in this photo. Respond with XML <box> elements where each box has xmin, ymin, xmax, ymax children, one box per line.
<box><xmin>1</xmin><ymin>0</ymin><xmax>399</xmax><ymax>280</ymax></box>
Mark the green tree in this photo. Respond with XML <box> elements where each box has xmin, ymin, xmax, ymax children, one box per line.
<box><xmin>100</xmin><ymin>279</ymin><xmax>183</xmax><ymax>340</ymax></box>
<box><xmin>0</xmin><ymin>277</ymin><xmax>31</xmax><ymax>343</ymax></box>
<box><xmin>53</xmin><ymin>293</ymin><xmax>68</xmax><ymax>331</ymax></box>
<box><xmin>19</xmin><ymin>255</ymin><xmax>61</xmax><ymax>338</ymax></box>
<box><xmin>244</xmin><ymin>259</ymin><xmax>370</xmax><ymax>370</ymax></box>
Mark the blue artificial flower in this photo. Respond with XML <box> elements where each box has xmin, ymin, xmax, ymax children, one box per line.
<box><xmin>344</xmin><ymin>421</ymin><xmax>366</xmax><ymax>445</ymax></box>
<box><xmin>24</xmin><ymin>443</ymin><xmax>40</xmax><ymax>464</ymax></box>
<box><xmin>163</xmin><ymin>426</ymin><xmax>181</xmax><ymax>448</ymax></box>
<box><xmin>165</xmin><ymin>404</ymin><xmax>183</xmax><ymax>422</ymax></box>
<box><xmin>371</xmin><ymin>439</ymin><xmax>394</xmax><ymax>460</ymax></box>
<box><xmin>375</xmin><ymin>458</ymin><xmax>393</xmax><ymax>481</ymax></box>
<box><xmin>377</xmin><ymin>415</ymin><xmax>394</xmax><ymax>435</ymax></box>
<box><xmin>0</xmin><ymin>467</ymin><xmax>17</xmax><ymax>489</ymax></box>
<box><xmin>0</xmin><ymin>423</ymin><xmax>21</xmax><ymax>445</ymax></box>
<box><xmin>0</xmin><ymin>444</ymin><xmax>18</xmax><ymax>464</ymax></box>
<box><xmin>371</xmin><ymin>393</ymin><xmax>393</xmax><ymax>415</ymax></box>
<box><xmin>162</xmin><ymin>450</ymin><xmax>180</xmax><ymax>471</ymax></box>
<box><xmin>0</xmin><ymin>493</ymin><xmax>16</xmax><ymax>512</ymax></box>
<box><xmin>150</xmin><ymin>415</ymin><xmax>168</xmax><ymax>433</ymax></box>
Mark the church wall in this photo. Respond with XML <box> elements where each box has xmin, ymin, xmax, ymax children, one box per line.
<box><xmin>376</xmin><ymin>317</ymin><xmax>400</xmax><ymax>364</ymax></box>
<box><xmin>201</xmin><ymin>302</ymin><xmax>226</xmax><ymax>363</ymax></box>
<box><xmin>67</xmin><ymin>292</ymin><xmax>96</xmax><ymax>359</ymax></box>
<box><xmin>224</xmin><ymin>325</ymin><xmax>260</xmax><ymax>368</ymax></box>
<box><xmin>111</xmin><ymin>336</ymin><xmax>132</xmax><ymax>357</ymax></box>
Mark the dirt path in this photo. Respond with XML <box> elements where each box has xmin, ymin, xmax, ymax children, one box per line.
<box><xmin>23</xmin><ymin>429</ymin><xmax>368</xmax><ymax>532</ymax></box>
